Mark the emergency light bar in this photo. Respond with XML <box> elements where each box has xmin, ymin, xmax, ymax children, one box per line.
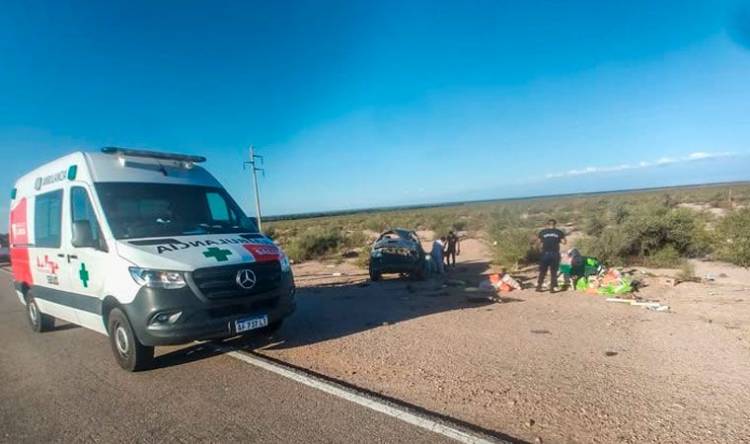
<box><xmin>101</xmin><ymin>147</ymin><xmax>207</xmax><ymax>163</ymax></box>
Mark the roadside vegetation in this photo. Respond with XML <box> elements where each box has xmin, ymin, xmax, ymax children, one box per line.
<box><xmin>264</xmin><ymin>184</ymin><xmax>750</xmax><ymax>269</ymax></box>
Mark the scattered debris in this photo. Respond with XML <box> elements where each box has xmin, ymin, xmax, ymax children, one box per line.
<box><xmin>531</xmin><ymin>329</ymin><xmax>551</xmax><ymax>334</ymax></box>
<box><xmin>605</xmin><ymin>351</ymin><xmax>618</xmax><ymax>357</ymax></box>
<box><xmin>606</xmin><ymin>297</ymin><xmax>670</xmax><ymax>312</ymax></box>
<box><xmin>661</xmin><ymin>277</ymin><xmax>680</xmax><ymax>287</ymax></box>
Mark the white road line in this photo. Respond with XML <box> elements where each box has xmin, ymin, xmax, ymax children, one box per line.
<box><xmin>224</xmin><ymin>350</ymin><xmax>504</xmax><ymax>444</ymax></box>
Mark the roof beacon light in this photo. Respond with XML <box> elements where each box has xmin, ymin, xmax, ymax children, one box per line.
<box><xmin>101</xmin><ymin>147</ymin><xmax>207</xmax><ymax>166</ymax></box>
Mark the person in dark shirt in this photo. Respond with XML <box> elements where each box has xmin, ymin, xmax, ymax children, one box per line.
<box><xmin>444</xmin><ymin>230</ymin><xmax>461</xmax><ymax>268</ymax></box>
<box><xmin>536</xmin><ymin>219</ymin><xmax>566</xmax><ymax>292</ymax></box>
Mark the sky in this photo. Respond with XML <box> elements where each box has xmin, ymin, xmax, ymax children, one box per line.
<box><xmin>2</xmin><ymin>0</ymin><xmax>750</xmax><ymax>228</ymax></box>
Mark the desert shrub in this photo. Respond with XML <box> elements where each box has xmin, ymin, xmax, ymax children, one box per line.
<box><xmin>491</xmin><ymin>227</ymin><xmax>536</xmax><ymax>270</ymax></box>
<box><xmin>263</xmin><ymin>224</ymin><xmax>278</xmax><ymax>239</ymax></box>
<box><xmin>713</xmin><ymin>209</ymin><xmax>750</xmax><ymax>267</ymax></box>
<box><xmin>678</xmin><ymin>260</ymin><xmax>696</xmax><ymax>281</ymax></box>
<box><xmin>644</xmin><ymin>245</ymin><xmax>682</xmax><ymax>268</ymax></box>
<box><xmin>284</xmin><ymin>227</ymin><xmax>346</xmax><ymax>262</ymax></box>
<box><xmin>575</xmin><ymin>229</ymin><xmax>632</xmax><ymax>266</ymax></box>
<box><xmin>489</xmin><ymin>210</ymin><xmax>536</xmax><ymax>270</ymax></box>
<box><xmin>627</xmin><ymin>207</ymin><xmax>711</xmax><ymax>258</ymax></box>
<box><xmin>576</xmin><ymin>206</ymin><xmax>711</xmax><ymax>266</ymax></box>
<box><xmin>583</xmin><ymin>213</ymin><xmax>606</xmax><ymax>237</ymax></box>
<box><xmin>364</xmin><ymin>216</ymin><xmax>389</xmax><ymax>233</ymax></box>
<box><xmin>610</xmin><ymin>203</ymin><xmax>629</xmax><ymax>225</ymax></box>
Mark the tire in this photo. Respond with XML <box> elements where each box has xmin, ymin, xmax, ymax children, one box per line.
<box><xmin>369</xmin><ymin>266</ymin><xmax>381</xmax><ymax>282</ymax></box>
<box><xmin>412</xmin><ymin>264</ymin><xmax>427</xmax><ymax>281</ymax></box>
<box><xmin>26</xmin><ymin>295</ymin><xmax>54</xmax><ymax>333</ymax></box>
<box><xmin>107</xmin><ymin>308</ymin><xmax>154</xmax><ymax>372</ymax></box>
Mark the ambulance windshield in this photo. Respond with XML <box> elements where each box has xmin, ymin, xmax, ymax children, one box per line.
<box><xmin>95</xmin><ymin>183</ymin><xmax>259</xmax><ymax>239</ymax></box>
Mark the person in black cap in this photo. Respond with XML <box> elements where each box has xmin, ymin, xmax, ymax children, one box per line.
<box><xmin>536</xmin><ymin>219</ymin><xmax>566</xmax><ymax>292</ymax></box>
<box><xmin>444</xmin><ymin>230</ymin><xmax>461</xmax><ymax>268</ymax></box>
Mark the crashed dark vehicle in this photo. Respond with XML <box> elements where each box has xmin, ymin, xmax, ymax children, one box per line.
<box><xmin>369</xmin><ymin>229</ymin><xmax>427</xmax><ymax>281</ymax></box>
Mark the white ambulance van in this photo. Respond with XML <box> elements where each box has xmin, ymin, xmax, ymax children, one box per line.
<box><xmin>9</xmin><ymin>148</ymin><xmax>296</xmax><ymax>371</ymax></box>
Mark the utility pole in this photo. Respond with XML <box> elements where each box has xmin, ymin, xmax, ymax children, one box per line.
<box><xmin>244</xmin><ymin>145</ymin><xmax>265</xmax><ymax>232</ymax></box>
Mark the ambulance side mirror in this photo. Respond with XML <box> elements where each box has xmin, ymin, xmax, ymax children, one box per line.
<box><xmin>72</xmin><ymin>220</ymin><xmax>96</xmax><ymax>249</ymax></box>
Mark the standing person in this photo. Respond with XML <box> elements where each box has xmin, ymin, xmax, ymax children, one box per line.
<box><xmin>444</xmin><ymin>230</ymin><xmax>461</xmax><ymax>268</ymax></box>
<box><xmin>536</xmin><ymin>219</ymin><xmax>566</xmax><ymax>292</ymax></box>
<box><xmin>431</xmin><ymin>236</ymin><xmax>446</xmax><ymax>274</ymax></box>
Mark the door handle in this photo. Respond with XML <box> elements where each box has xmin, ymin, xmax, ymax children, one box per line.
<box><xmin>66</xmin><ymin>254</ymin><xmax>78</xmax><ymax>263</ymax></box>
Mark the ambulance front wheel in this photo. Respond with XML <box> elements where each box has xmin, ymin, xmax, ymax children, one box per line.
<box><xmin>107</xmin><ymin>308</ymin><xmax>154</xmax><ymax>372</ymax></box>
<box><xmin>26</xmin><ymin>295</ymin><xmax>54</xmax><ymax>333</ymax></box>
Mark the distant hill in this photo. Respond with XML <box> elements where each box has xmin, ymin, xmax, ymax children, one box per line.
<box><xmin>265</xmin><ymin>180</ymin><xmax>750</xmax><ymax>222</ymax></box>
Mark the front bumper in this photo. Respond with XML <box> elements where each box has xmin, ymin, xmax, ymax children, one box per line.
<box><xmin>122</xmin><ymin>271</ymin><xmax>296</xmax><ymax>346</ymax></box>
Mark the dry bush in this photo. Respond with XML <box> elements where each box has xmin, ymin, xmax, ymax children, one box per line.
<box><xmin>714</xmin><ymin>208</ymin><xmax>750</xmax><ymax>267</ymax></box>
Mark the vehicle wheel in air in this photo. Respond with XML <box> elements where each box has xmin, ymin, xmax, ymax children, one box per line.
<box><xmin>413</xmin><ymin>267</ymin><xmax>426</xmax><ymax>281</ymax></box>
<box><xmin>369</xmin><ymin>267</ymin><xmax>381</xmax><ymax>282</ymax></box>
<box><xmin>26</xmin><ymin>294</ymin><xmax>54</xmax><ymax>333</ymax></box>
<box><xmin>107</xmin><ymin>308</ymin><xmax>154</xmax><ymax>372</ymax></box>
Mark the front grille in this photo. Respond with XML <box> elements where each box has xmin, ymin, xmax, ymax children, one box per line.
<box><xmin>191</xmin><ymin>261</ymin><xmax>282</xmax><ymax>300</ymax></box>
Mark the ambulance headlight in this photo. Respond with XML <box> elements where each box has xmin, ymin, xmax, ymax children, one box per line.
<box><xmin>280</xmin><ymin>252</ymin><xmax>291</xmax><ymax>273</ymax></box>
<box><xmin>129</xmin><ymin>267</ymin><xmax>186</xmax><ymax>289</ymax></box>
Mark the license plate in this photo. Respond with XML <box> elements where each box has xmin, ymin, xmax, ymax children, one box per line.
<box><xmin>235</xmin><ymin>315</ymin><xmax>269</xmax><ymax>333</ymax></box>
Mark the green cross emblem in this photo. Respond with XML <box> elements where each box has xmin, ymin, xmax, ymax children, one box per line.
<box><xmin>203</xmin><ymin>247</ymin><xmax>233</xmax><ymax>262</ymax></box>
<box><xmin>79</xmin><ymin>263</ymin><xmax>90</xmax><ymax>288</ymax></box>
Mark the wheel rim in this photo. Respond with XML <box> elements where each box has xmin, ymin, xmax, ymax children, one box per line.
<box><xmin>28</xmin><ymin>301</ymin><xmax>38</xmax><ymax>324</ymax></box>
<box><xmin>114</xmin><ymin>324</ymin><xmax>130</xmax><ymax>357</ymax></box>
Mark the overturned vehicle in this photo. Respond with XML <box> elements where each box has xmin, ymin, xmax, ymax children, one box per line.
<box><xmin>369</xmin><ymin>229</ymin><xmax>427</xmax><ymax>281</ymax></box>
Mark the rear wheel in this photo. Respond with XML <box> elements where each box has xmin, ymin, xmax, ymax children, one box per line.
<box><xmin>107</xmin><ymin>308</ymin><xmax>154</xmax><ymax>372</ymax></box>
<box><xmin>26</xmin><ymin>295</ymin><xmax>54</xmax><ymax>333</ymax></box>
<box><xmin>412</xmin><ymin>262</ymin><xmax>427</xmax><ymax>281</ymax></box>
<box><xmin>369</xmin><ymin>266</ymin><xmax>381</xmax><ymax>282</ymax></box>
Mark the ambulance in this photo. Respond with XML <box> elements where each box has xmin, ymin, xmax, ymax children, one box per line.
<box><xmin>9</xmin><ymin>148</ymin><xmax>296</xmax><ymax>371</ymax></box>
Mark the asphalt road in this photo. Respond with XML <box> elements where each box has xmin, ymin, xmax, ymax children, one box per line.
<box><xmin>0</xmin><ymin>270</ymin><xmax>453</xmax><ymax>444</ymax></box>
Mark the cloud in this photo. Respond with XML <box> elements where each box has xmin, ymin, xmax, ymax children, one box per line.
<box><xmin>545</xmin><ymin>151</ymin><xmax>737</xmax><ymax>179</ymax></box>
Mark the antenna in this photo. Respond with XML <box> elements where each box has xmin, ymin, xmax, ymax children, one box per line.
<box><xmin>244</xmin><ymin>145</ymin><xmax>265</xmax><ymax>232</ymax></box>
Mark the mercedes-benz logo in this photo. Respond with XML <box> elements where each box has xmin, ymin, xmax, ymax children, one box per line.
<box><xmin>236</xmin><ymin>269</ymin><xmax>257</xmax><ymax>290</ymax></box>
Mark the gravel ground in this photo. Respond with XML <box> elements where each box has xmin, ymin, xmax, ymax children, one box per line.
<box><xmin>244</xmin><ymin>239</ymin><xmax>750</xmax><ymax>443</ymax></box>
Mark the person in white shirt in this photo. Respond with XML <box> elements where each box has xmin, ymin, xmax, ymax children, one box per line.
<box><xmin>431</xmin><ymin>237</ymin><xmax>446</xmax><ymax>274</ymax></box>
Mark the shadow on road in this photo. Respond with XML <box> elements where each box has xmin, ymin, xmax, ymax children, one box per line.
<box><xmin>245</xmin><ymin>259</ymin><xmax>525</xmax><ymax>352</ymax></box>
<box><xmin>151</xmin><ymin>258</ymin><xmax>525</xmax><ymax>367</ymax></box>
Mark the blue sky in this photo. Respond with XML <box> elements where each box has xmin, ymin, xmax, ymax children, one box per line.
<box><xmin>2</xmin><ymin>0</ymin><xmax>750</xmax><ymax>228</ymax></box>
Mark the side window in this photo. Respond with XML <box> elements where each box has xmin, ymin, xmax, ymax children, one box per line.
<box><xmin>71</xmin><ymin>187</ymin><xmax>103</xmax><ymax>248</ymax></box>
<box><xmin>206</xmin><ymin>192</ymin><xmax>231</xmax><ymax>222</ymax></box>
<box><xmin>34</xmin><ymin>190</ymin><xmax>63</xmax><ymax>248</ymax></box>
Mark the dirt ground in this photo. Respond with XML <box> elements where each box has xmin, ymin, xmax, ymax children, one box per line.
<box><xmin>247</xmin><ymin>237</ymin><xmax>750</xmax><ymax>443</ymax></box>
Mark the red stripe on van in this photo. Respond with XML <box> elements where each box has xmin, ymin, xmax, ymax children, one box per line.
<box><xmin>9</xmin><ymin>198</ymin><xmax>32</xmax><ymax>286</ymax></box>
<box><xmin>242</xmin><ymin>243</ymin><xmax>281</xmax><ymax>263</ymax></box>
